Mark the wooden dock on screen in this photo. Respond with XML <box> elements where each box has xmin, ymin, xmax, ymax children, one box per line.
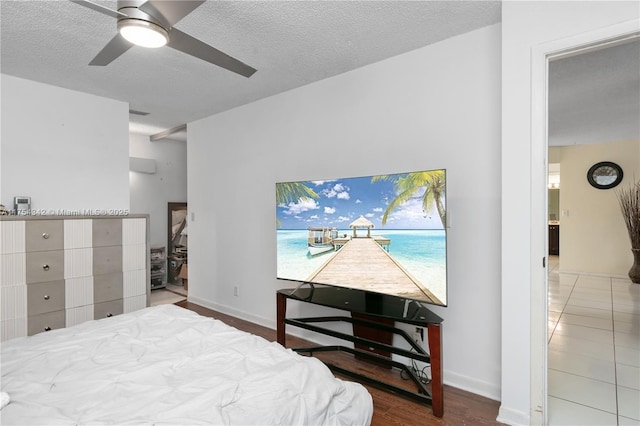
<box><xmin>306</xmin><ymin>237</ymin><xmax>441</xmax><ymax>304</ymax></box>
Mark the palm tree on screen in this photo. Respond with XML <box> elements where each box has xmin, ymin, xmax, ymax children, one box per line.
<box><xmin>372</xmin><ymin>170</ymin><xmax>446</xmax><ymax>228</ymax></box>
<box><xmin>275</xmin><ymin>182</ymin><xmax>319</xmax><ymax>227</ymax></box>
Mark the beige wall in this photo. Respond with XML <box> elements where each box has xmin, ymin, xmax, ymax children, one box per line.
<box><xmin>548</xmin><ymin>189</ymin><xmax>560</xmax><ymax>221</ymax></box>
<box><xmin>551</xmin><ymin>140</ymin><xmax>640</xmax><ymax>276</ymax></box>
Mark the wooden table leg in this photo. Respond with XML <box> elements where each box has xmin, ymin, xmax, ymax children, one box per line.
<box><xmin>276</xmin><ymin>292</ymin><xmax>287</xmax><ymax>346</ymax></box>
<box><xmin>427</xmin><ymin>323</ymin><xmax>443</xmax><ymax>417</ymax></box>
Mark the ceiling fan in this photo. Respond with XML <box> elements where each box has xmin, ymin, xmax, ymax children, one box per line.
<box><xmin>70</xmin><ymin>0</ymin><xmax>257</xmax><ymax>77</ymax></box>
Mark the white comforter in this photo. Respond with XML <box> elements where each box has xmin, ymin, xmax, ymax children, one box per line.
<box><xmin>0</xmin><ymin>304</ymin><xmax>372</xmax><ymax>425</ymax></box>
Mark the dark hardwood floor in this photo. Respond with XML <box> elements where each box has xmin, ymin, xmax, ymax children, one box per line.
<box><xmin>175</xmin><ymin>300</ymin><xmax>503</xmax><ymax>426</ymax></box>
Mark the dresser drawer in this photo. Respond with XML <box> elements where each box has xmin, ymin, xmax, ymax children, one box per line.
<box><xmin>94</xmin><ymin>299</ymin><xmax>123</xmax><ymax>319</ymax></box>
<box><xmin>93</xmin><ymin>219</ymin><xmax>122</xmax><ymax>247</ymax></box>
<box><xmin>0</xmin><ymin>253</ymin><xmax>26</xmax><ymax>287</ymax></box>
<box><xmin>28</xmin><ymin>310</ymin><xmax>65</xmax><ymax>335</ymax></box>
<box><xmin>26</xmin><ymin>220</ymin><xmax>63</xmax><ymax>252</ymax></box>
<box><xmin>63</xmin><ymin>219</ymin><xmax>92</xmax><ymax>249</ymax></box>
<box><xmin>94</xmin><ymin>272</ymin><xmax>123</xmax><ymax>304</ymax></box>
<box><xmin>27</xmin><ymin>280</ymin><xmax>65</xmax><ymax>316</ymax></box>
<box><xmin>123</xmin><ymin>295</ymin><xmax>147</xmax><ymax>313</ymax></box>
<box><xmin>26</xmin><ymin>250</ymin><xmax>64</xmax><ymax>283</ymax></box>
<box><xmin>93</xmin><ymin>246</ymin><xmax>122</xmax><ymax>275</ymax></box>
<box><xmin>122</xmin><ymin>218</ymin><xmax>146</xmax><ymax>245</ymax></box>
<box><xmin>1</xmin><ymin>317</ymin><xmax>27</xmax><ymax>341</ymax></box>
<box><xmin>0</xmin><ymin>284</ymin><xmax>27</xmax><ymax>321</ymax></box>
<box><xmin>1</xmin><ymin>221</ymin><xmax>25</xmax><ymax>254</ymax></box>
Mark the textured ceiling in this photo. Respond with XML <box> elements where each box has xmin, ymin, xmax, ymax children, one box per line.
<box><xmin>549</xmin><ymin>38</ymin><xmax>640</xmax><ymax>146</ymax></box>
<box><xmin>1</xmin><ymin>1</ymin><xmax>637</xmax><ymax>146</ymax></box>
<box><xmin>0</xmin><ymin>0</ymin><xmax>501</xmax><ymax>140</ymax></box>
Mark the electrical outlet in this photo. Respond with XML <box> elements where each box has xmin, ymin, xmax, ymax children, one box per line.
<box><xmin>233</xmin><ymin>286</ymin><xmax>239</xmax><ymax>297</ymax></box>
<box><xmin>414</xmin><ymin>327</ymin><xmax>424</xmax><ymax>343</ymax></box>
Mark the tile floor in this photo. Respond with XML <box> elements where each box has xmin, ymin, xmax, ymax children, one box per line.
<box><xmin>166</xmin><ymin>282</ymin><xmax>188</xmax><ymax>297</ymax></box>
<box><xmin>150</xmin><ymin>283</ymin><xmax>187</xmax><ymax>306</ymax></box>
<box><xmin>548</xmin><ymin>256</ymin><xmax>640</xmax><ymax>425</ymax></box>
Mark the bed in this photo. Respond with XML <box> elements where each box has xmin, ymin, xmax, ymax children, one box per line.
<box><xmin>0</xmin><ymin>304</ymin><xmax>373</xmax><ymax>425</ymax></box>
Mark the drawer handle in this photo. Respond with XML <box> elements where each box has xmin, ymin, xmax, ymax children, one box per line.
<box><xmin>44</xmin><ymin>326</ymin><xmax>51</xmax><ymax>331</ymax></box>
<box><xmin>42</xmin><ymin>264</ymin><xmax>50</xmax><ymax>271</ymax></box>
<box><xmin>106</xmin><ymin>313</ymin><xmax>113</xmax><ymax>318</ymax></box>
<box><xmin>42</xmin><ymin>233</ymin><xmax>50</xmax><ymax>239</ymax></box>
<box><xmin>44</xmin><ymin>295</ymin><xmax>50</xmax><ymax>300</ymax></box>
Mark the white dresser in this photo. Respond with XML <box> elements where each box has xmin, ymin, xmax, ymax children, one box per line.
<box><xmin>0</xmin><ymin>215</ymin><xmax>150</xmax><ymax>341</ymax></box>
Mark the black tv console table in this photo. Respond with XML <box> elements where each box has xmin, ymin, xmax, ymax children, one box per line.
<box><xmin>276</xmin><ymin>285</ymin><xmax>444</xmax><ymax>417</ymax></box>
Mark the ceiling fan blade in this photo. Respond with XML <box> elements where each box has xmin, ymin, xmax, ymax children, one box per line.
<box><xmin>138</xmin><ymin>1</ymin><xmax>205</xmax><ymax>28</ymax></box>
<box><xmin>69</xmin><ymin>0</ymin><xmax>127</xmax><ymax>18</ymax></box>
<box><xmin>89</xmin><ymin>33</ymin><xmax>134</xmax><ymax>66</ymax></box>
<box><xmin>166</xmin><ymin>28</ymin><xmax>257</xmax><ymax>78</ymax></box>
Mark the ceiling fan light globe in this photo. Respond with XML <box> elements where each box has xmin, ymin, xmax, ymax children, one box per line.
<box><xmin>118</xmin><ymin>19</ymin><xmax>168</xmax><ymax>48</ymax></box>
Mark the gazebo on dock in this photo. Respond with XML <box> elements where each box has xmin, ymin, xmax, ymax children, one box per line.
<box><xmin>349</xmin><ymin>215</ymin><xmax>374</xmax><ymax>238</ymax></box>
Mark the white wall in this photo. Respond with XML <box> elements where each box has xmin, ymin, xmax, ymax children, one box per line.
<box><xmin>0</xmin><ymin>74</ymin><xmax>129</xmax><ymax>212</ymax></box>
<box><xmin>188</xmin><ymin>24</ymin><xmax>502</xmax><ymax>399</ymax></box>
<box><xmin>501</xmin><ymin>2</ymin><xmax>639</xmax><ymax>425</ymax></box>
<box><xmin>555</xmin><ymin>140</ymin><xmax>639</xmax><ymax>276</ymax></box>
<box><xmin>129</xmin><ymin>133</ymin><xmax>187</xmax><ymax>248</ymax></box>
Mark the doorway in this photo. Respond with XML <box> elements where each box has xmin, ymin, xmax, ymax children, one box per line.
<box><xmin>167</xmin><ymin>202</ymin><xmax>188</xmax><ymax>296</ymax></box>
<box><xmin>535</xmin><ymin>25</ymin><xmax>640</xmax><ymax>424</ymax></box>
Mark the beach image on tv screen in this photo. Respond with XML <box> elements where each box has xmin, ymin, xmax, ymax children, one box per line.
<box><xmin>276</xmin><ymin>169</ymin><xmax>447</xmax><ymax>306</ymax></box>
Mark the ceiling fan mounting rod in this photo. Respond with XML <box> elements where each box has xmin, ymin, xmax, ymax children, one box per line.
<box><xmin>117</xmin><ymin>0</ymin><xmax>168</xmax><ymax>30</ymax></box>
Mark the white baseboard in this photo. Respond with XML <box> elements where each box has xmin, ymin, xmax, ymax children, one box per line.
<box><xmin>443</xmin><ymin>370</ymin><xmax>501</xmax><ymax>402</ymax></box>
<box><xmin>186</xmin><ymin>295</ymin><xmax>343</xmax><ymax>346</ymax></box>
<box><xmin>186</xmin><ymin>295</ymin><xmax>276</xmax><ymax>330</ymax></box>
<box><xmin>556</xmin><ymin>269</ymin><xmax>627</xmax><ymax>280</ymax></box>
<box><xmin>497</xmin><ymin>405</ymin><xmax>530</xmax><ymax>426</ymax></box>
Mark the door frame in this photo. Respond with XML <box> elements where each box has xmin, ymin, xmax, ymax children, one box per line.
<box><xmin>530</xmin><ymin>19</ymin><xmax>640</xmax><ymax>425</ymax></box>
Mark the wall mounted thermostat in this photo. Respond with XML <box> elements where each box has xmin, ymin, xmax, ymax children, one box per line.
<box><xmin>14</xmin><ymin>196</ymin><xmax>30</xmax><ymax>215</ymax></box>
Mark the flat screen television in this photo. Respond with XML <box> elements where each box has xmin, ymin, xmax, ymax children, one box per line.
<box><xmin>276</xmin><ymin>169</ymin><xmax>447</xmax><ymax>307</ymax></box>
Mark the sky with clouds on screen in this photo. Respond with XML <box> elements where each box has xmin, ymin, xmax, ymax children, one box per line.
<box><xmin>276</xmin><ymin>173</ymin><xmax>445</xmax><ymax>230</ymax></box>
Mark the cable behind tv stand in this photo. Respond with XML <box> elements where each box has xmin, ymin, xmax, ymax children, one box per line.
<box><xmin>276</xmin><ymin>286</ymin><xmax>444</xmax><ymax>417</ymax></box>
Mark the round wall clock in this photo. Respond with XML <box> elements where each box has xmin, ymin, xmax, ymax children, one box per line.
<box><xmin>587</xmin><ymin>161</ymin><xmax>623</xmax><ymax>189</ymax></box>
